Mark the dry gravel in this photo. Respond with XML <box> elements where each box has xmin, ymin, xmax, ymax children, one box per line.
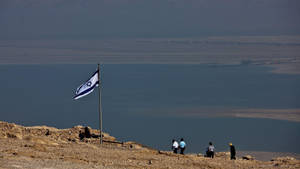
<box><xmin>0</xmin><ymin>121</ymin><xmax>299</xmax><ymax>169</ymax></box>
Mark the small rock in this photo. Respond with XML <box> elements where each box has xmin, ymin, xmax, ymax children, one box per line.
<box><xmin>274</xmin><ymin>163</ymin><xmax>280</xmax><ymax>166</ymax></box>
<box><xmin>148</xmin><ymin>160</ymin><xmax>153</xmax><ymax>165</ymax></box>
<box><xmin>197</xmin><ymin>153</ymin><xmax>203</xmax><ymax>157</ymax></box>
<box><xmin>242</xmin><ymin>155</ymin><xmax>254</xmax><ymax>160</ymax></box>
<box><xmin>68</xmin><ymin>138</ymin><xmax>76</xmax><ymax>142</ymax></box>
<box><xmin>6</xmin><ymin>132</ymin><xmax>22</xmax><ymax>139</ymax></box>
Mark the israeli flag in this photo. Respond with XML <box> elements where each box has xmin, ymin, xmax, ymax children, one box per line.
<box><xmin>74</xmin><ymin>70</ymin><xmax>99</xmax><ymax>100</ymax></box>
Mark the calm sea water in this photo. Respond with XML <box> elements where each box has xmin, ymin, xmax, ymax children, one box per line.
<box><xmin>0</xmin><ymin>64</ymin><xmax>299</xmax><ymax>153</ymax></box>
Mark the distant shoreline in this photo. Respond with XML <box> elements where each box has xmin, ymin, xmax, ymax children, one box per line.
<box><xmin>1</xmin><ymin>36</ymin><xmax>300</xmax><ymax>75</ymax></box>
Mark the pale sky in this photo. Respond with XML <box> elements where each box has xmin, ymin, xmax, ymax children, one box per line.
<box><xmin>1</xmin><ymin>0</ymin><xmax>300</xmax><ymax>39</ymax></box>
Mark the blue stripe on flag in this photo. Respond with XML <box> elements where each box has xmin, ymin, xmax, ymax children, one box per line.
<box><xmin>73</xmin><ymin>81</ymin><xmax>99</xmax><ymax>99</ymax></box>
<box><xmin>74</xmin><ymin>70</ymin><xmax>99</xmax><ymax>100</ymax></box>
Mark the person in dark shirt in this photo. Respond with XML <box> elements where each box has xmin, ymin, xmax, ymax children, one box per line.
<box><xmin>84</xmin><ymin>126</ymin><xmax>91</xmax><ymax>138</ymax></box>
<box><xmin>229</xmin><ymin>143</ymin><xmax>236</xmax><ymax>160</ymax></box>
<box><xmin>79</xmin><ymin>130</ymin><xmax>85</xmax><ymax>141</ymax></box>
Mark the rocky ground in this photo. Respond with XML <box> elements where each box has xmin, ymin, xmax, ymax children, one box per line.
<box><xmin>0</xmin><ymin>121</ymin><xmax>299</xmax><ymax>169</ymax></box>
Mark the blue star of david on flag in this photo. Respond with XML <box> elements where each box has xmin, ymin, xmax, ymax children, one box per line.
<box><xmin>74</xmin><ymin>70</ymin><xmax>99</xmax><ymax>100</ymax></box>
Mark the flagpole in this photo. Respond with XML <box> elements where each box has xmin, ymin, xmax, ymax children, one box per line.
<box><xmin>98</xmin><ymin>64</ymin><xmax>103</xmax><ymax>145</ymax></box>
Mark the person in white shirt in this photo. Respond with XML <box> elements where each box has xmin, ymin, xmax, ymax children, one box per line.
<box><xmin>206</xmin><ymin>142</ymin><xmax>215</xmax><ymax>158</ymax></box>
<box><xmin>172</xmin><ymin>139</ymin><xmax>179</xmax><ymax>154</ymax></box>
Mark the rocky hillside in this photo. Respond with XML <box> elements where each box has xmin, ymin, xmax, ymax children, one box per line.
<box><xmin>0</xmin><ymin>121</ymin><xmax>299</xmax><ymax>169</ymax></box>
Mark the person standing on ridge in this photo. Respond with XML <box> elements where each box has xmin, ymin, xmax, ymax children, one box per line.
<box><xmin>179</xmin><ymin>138</ymin><xmax>186</xmax><ymax>155</ymax></box>
<box><xmin>206</xmin><ymin>142</ymin><xmax>215</xmax><ymax>158</ymax></box>
<box><xmin>229</xmin><ymin>143</ymin><xmax>236</xmax><ymax>160</ymax></box>
<box><xmin>172</xmin><ymin>139</ymin><xmax>179</xmax><ymax>154</ymax></box>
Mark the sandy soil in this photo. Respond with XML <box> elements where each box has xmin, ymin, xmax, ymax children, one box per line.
<box><xmin>0</xmin><ymin>121</ymin><xmax>299</xmax><ymax>169</ymax></box>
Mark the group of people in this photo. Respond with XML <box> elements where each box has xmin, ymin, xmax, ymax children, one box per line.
<box><xmin>206</xmin><ymin>142</ymin><xmax>236</xmax><ymax>160</ymax></box>
<box><xmin>171</xmin><ymin>138</ymin><xmax>186</xmax><ymax>154</ymax></box>
<box><xmin>205</xmin><ymin>142</ymin><xmax>236</xmax><ymax>160</ymax></box>
<box><xmin>171</xmin><ymin>139</ymin><xmax>236</xmax><ymax>160</ymax></box>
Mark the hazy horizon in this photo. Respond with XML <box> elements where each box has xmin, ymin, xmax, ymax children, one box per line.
<box><xmin>1</xmin><ymin>0</ymin><xmax>300</xmax><ymax>40</ymax></box>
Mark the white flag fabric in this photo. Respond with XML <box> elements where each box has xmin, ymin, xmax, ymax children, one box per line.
<box><xmin>74</xmin><ymin>70</ymin><xmax>99</xmax><ymax>100</ymax></box>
